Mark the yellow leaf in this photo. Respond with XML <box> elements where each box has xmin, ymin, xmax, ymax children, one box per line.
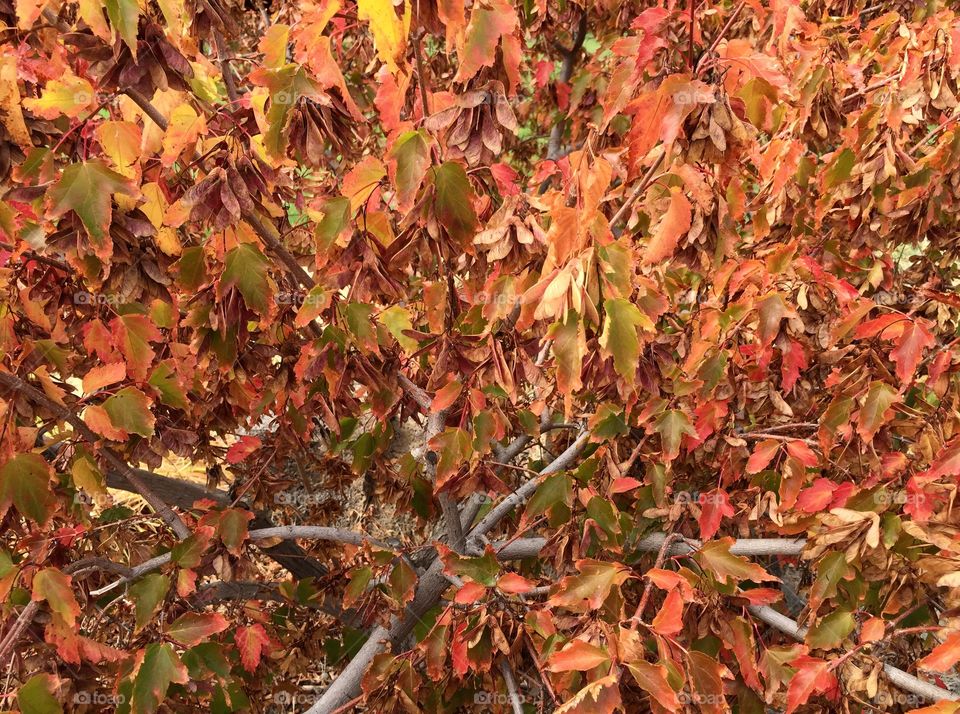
<box><xmin>0</xmin><ymin>54</ymin><xmax>32</xmax><ymax>150</ymax></box>
<box><xmin>161</xmin><ymin>105</ymin><xmax>206</xmax><ymax>167</ymax></box>
<box><xmin>23</xmin><ymin>76</ymin><xmax>96</xmax><ymax>120</ymax></box>
<box><xmin>78</xmin><ymin>0</ymin><xmax>112</xmax><ymax>39</ymax></box>
<box><xmin>357</xmin><ymin>0</ymin><xmax>411</xmax><ymax>75</ymax></box>
<box><xmin>97</xmin><ymin>121</ymin><xmax>142</xmax><ymax>177</ymax></box>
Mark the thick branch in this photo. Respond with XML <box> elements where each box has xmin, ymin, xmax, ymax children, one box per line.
<box><xmin>546</xmin><ymin>8</ymin><xmax>589</xmax><ymax>161</ymax></box>
<box><xmin>89</xmin><ymin>525</ymin><xmax>394</xmax><ymax>596</ymax></box>
<box><xmin>749</xmin><ymin>605</ymin><xmax>959</xmax><ymax>704</ymax></box>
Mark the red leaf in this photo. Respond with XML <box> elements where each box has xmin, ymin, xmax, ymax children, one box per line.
<box><xmin>786</xmin><ymin>440</ymin><xmax>818</xmax><ymax>467</ymax></box>
<box><xmin>890</xmin><ymin>320</ymin><xmax>935</xmax><ymax>383</ymax></box>
<box><xmin>497</xmin><ymin>573</ymin><xmax>534</xmax><ymax>594</ymax></box>
<box><xmin>780</xmin><ymin>338</ymin><xmax>808</xmax><ymax>392</ymax></box>
<box><xmin>226</xmin><ymin>435</ymin><xmax>262</xmax><ymax>464</ymax></box>
<box><xmin>796</xmin><ymin>478</ymin><xmax>836</xmax><ymax>513</ymax></box>
<box><xmin>236</xmin><ymin>624</ymin><xmax>270</xmax><ymax>673</ymax></box>
<box><xmin>919</xmin><ymin>630</ymin><xmax>960</xmax><ymax>672</ymax></box>
<box><xmin>746</xmin><ymin>439</ymin><xmax>780</xmax><ymax>474</ymax></box>
<box><xmin>785</xmin><ymin>656</ymin><xmax>836</xmax><ymax>714</ymax></box>
<box><xmin>698</xmin><ymin>488</ymin><xmax>734</xmax><ymax>540</ymax></box>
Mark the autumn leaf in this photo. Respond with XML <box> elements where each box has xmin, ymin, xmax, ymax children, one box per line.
<box><xmin>857</xmin><ymin>381</ymin><xmax>898</xmax><ymax>443</ymax></box>
<box><xmin>431</xmin><ymin>161</ymin><xmax>477</xmax><ymax>245</ymax></box>
<box><xmin>225</xmin><ymin>435</ymin><xmax>262</xmax><ymax>464</ymax></box>
<box><xmin>554</xmin><ymin>674</ymin><xmax>621</xmax><ymax>714</ymax></box>
<box><xmin>130</xmin><ymin>643</ymin><xmax>189</xmax><ymax>714</ymax></box>
<box><xmin>547</xmin><ymin>640</ymin><xmax>610</xmax><ymax>672</ymax></box>
<box><xmin>653</xmin><ymin>409</ymin><xmax>697</xmax><ymax>462</ymax></box>
<box><xmin>357</xmin><ymin>0</ymin><xmax>411</xmax><ymax>75</ymax></box>
<box><xmin>600</xmin><ymin>298</ymin><xmax>652</xmax><ymax>385</ymax></box>
<box><xmin>918</xmin><ymin>630</ymin><xmax>960</xmax><ymax>672</ymax></box>
<box><xmin>651</xmin><ymin>588</ymin><xmax>684</xmax><ymax>635</ymax></box>
<box><xmin>47</xmin><ymin>161</ymin><xmax>137</xmax><ymax>260</ymax></box>
<box><xmin>548</xmin><ymin>559</ymin><xmax>631</xmax><ymax>612</ymax></box>
<box><xmin>220</xmin><ymin>242</ymin><xmax>274</xmax><ymax>315</ymax></box>
<box><xmin>236</xmin><ymin>624</ymin><xmax>271</xmax><ymax>672</ymax></box>
<box><xmin>32</xmin><ymin>568</ymin><xmax>80</xmax><ymax>628</ymax></box>
<box><xmin>129</xmin><ymin>574</ymin><xmax>170</xmax><ymax>632</ymax></box>
<box><xmin>165</xmin><ymin>612</ymin><xmax>229</xmax><ymax>647</ymax></box>
<box><xmin>695</xmin><ymin>538</ymin><xmax>779</xmax><ymax>585</ymax></box>
<box><xmin>643</xmin><ymin>187</ymin><xmax>692</xmax><ymax>264</ymax></box>
<box><xmin>0</xmin><ymin>453</ymin><xmax>55</xmax><ymax>524</ymax></box>
<box><xmin>746</xmin><ymin>439</ymin><xmax>780</xmax><ymax>473</ymax></box>
<box><xmin>890</xmin><ymin>320</ymin><xmax>935</xmax><ymax>383</ymax></box>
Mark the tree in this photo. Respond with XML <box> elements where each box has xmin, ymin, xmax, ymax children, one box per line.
<box><xmin>2</xmin><ymin>0</ymin><xmax>960</xmax><ymax>711</ymax></box>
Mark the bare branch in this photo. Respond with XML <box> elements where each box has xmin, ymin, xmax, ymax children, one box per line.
<box><xmin>498</xmin><ymin>659</ymin><xmax>525</xmax><ymax>714</ymax></box>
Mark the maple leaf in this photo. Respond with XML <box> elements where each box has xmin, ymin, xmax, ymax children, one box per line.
<box><xmin>546</xmin><ymin>640</ymin><xmax>610</xmax><ymax>672</ymax></box>
<box><xmin>47</xmin><ymin>161</ymin><xmax>137</xmax><ymax>260</ymax></box>
<box><xmin>695</xmin><ymin>538</ymin><xmax>779</xmax><ymax>585</ymax></box>
<box><xmin>653</xmin><ymin>409</ymin><xmax>697</xmax><ymax>462</ymax></box>
<box><xmin>164</xmin><ymin>612</ymin><xmax>230</xmax><ymax>647</ymax></box>
<box><xmin>643</xmin><ymin>187</ymin><xmax>692</xmax><ymax>264</ymax></box>
<box><xmin>236</xmin><ymin>624</ymin><xmax>271</xmax><ymax>673</ymax></box>
<box><xmin>890</xmin><ymin>319</ymin><xmax>935</xmax><ymax>383</ymax></box>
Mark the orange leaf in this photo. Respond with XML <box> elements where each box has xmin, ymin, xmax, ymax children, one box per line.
<box><xmin>547</xmin><ymin>640</ymin><xmax>610</xmax><ymax>672</ymax></box>
<box><xmin>643</xmin><ymin>187</ymin><xmax>691</xmax><ymax>264</ymax></box>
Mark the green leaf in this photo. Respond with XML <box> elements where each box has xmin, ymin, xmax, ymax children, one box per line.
<box><xmin>432</xmin><ymin>162</ymin><xmax>477</xmax><ymax>244</ymax></box>
<box><xmin>653</xmin><ymin>410</ymin><xmax>697</xmax><ymax>462</ymax></box>
<box><xmin>379</xmin><ymin>305</ymin><xmax>418</xmax><ymax>352</ymax></box>
<box><xmin>130</xmin><ymin>643</ymin><xmax>189</xmax><ymax>714</ymax></box>
<box><xmin>806</xmin><ymin>610</ymin><xmax>855</xmax><ymax>650</ymax></box>
<box><xmin>103</xmin><ymin>387</ymin><xmax>156</xmax><ymax>438</ymax></box>
<box><xmin>217</xmin><ymin>508</ymin><xmax>253</xmax><ymax>555</ymax></box>
<box><xmin>47</xmin><ymin>161</ymin><xmax>136</xmax><ymax>259</ymax></box>
<box><xmin>600</xmin><ymin>298</ymin><xmax>652</xmax><ymax>384</ymax></box>
<box><xmin>315</xmin><ymin>196</ymin><xmax>352</xmax><ymax>252</ymax></box>
<box><xmin>389</xmin><ymin>130</ymin><xmax>431</xmax><ymax>211</ymax></box>
<box><xmin>220</xmin><ymin>242</ymin><xmax>273</xmax><ymax>314</ymax></box>
<box><xmin>0</xmin><ymin>453</ymin><xmax>55</xmax><ymax>524</ymax></box>
<box><xmin>824</xmin><ymin>148</ymin><xmax>855</xmax><ymax>188</ymax></box>
<box><xmin>524</xmin><ymin>472</ymin><xmax>572</xmax><ymax>525</ymax></box>
<box><xmin>17</xmin><ymin>674</ymin><xmax>63</xmax><ymax>714</ymax></box>
<box><xmin>438</xmin><ymin>545</ymin><xmax>500</xmax><ymax>587</ymax></box>
<box><xmin>104</xmin><ymin>0</ymin><xmax>140</xmax><ymax>58</ymax></box>
<box><xmin>129</xmin><ymin>573</ymin><xmax>170</xmax><ymax>632</ymax></box>
<box><xmin>148</xmin><ymin>362</ymin><xmax>189</xmax><ymax>410</ymax></box>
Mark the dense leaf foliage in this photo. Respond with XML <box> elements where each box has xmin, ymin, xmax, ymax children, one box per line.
<box><xmin>2</xmin><ymin>0</ymin><xmax>960</xmax><ymax>711</ymax></box>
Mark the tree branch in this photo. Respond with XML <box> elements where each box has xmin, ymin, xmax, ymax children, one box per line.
<box><xmin>546</xmin><ymin>8</ymin><xmax>589</xmax><ymax>161</ymax></box>
<box><xmin>499</xmin><ymin>659</ymin><xmax>525</xmax><ymax>714</ymax></box>
<box><xmin>749</xmin><ymin>605</ymin><xmax>959</xmax><ymax>704</ymax></box>
<box><xmin>0</xmin><ymin>371</ymin><xmax>191</xmax><ymax>539</ymax></box>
